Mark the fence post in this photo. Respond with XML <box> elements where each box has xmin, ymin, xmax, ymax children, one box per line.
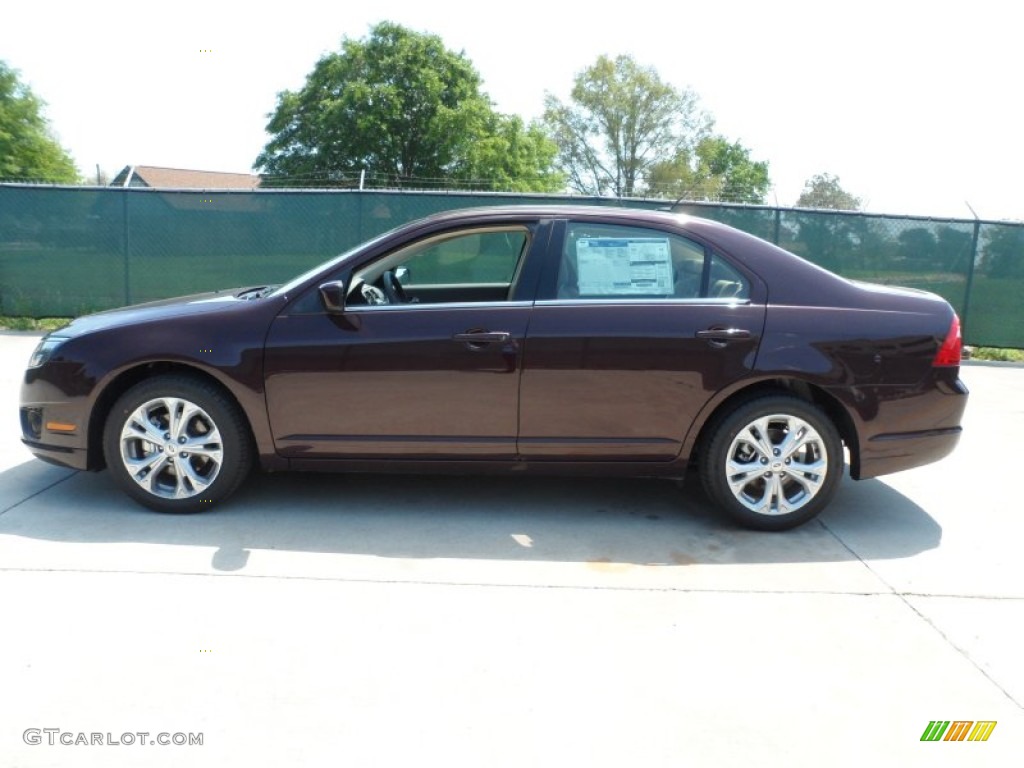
<box><xmin>961</xmin><ymin>219</ymin><xmax>980</xmax><ymax>339</ymax></box>
<box><xmin>122</xmin><ymin>189</ymin><xmax>132</xmax><ymax>306</ymax></box>
<box><xmin>773</xmin><ymin>207</ymin><xmax>781</xmax><ymax>245</ymax></box>
<box><xmin>357</xmin><ymin>189</ymin><xmax>364</xmax><ymax>242</ymax></box>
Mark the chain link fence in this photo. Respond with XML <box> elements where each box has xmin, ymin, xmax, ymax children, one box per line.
<box><xmin>1</xmin><ymin>185</ymin><xmax>1021</xmax><ymax>347</ymax></box>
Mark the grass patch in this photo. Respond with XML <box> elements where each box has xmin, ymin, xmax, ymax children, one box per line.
<box><xmin>0</xmin><ymin>316</ymin><xmax>71</xmax><ymax>331</ymax></box>
<box><xmin>970</xmin><ymin>346</ymin><xmax>1024</xmax><ymax>362</ymax></box>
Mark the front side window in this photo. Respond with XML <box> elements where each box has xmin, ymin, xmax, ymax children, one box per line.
<box><xmin>391</xmin><ymin>228</ymin><xmax>528</xmax><ymax>287</ymax></box>
<box><xmin>556</xmin><ymin>222</ymin><xmax>748</xmax><ymax>300</ymax></box>
<box><xmin>345</xmin><ymin>225</ymin><xmax>531</xmax><ymax>307</ymax></box>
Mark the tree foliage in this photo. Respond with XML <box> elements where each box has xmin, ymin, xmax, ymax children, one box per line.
<box><xmin>646</xmin><ymin>136</ymin><xmax>770</xmax><ymax>203</ymax></box>
<box><xmin>934</xmin><ymin>225</ymin><xmax>973</xmax><ymax>273</ymax></box>
<box><xmin>543</xmin><ymin>55</ymin><xmax>711</xmax><ymax>197</ymax></box>
<box><xmin>790</xmin><ymin>213</ymin><xmax>860</xmax><ymax>271</ymax></box>
<box><xmin>897</xmin><ymin>227</ymin><xmax>938</xmax><ymax>264</ymax></box>
<box><xmin>796</xmin><ymin>173</ymin><xmax>861</xmax><ymax>210</ymax></box>
<box><xmin>461</xmin><ymin>114</ymin><xmax>561</xmax><ymax>192</ymax></box>
<box><xmin>983</xmin><ymin>225</ymin><xmax>1024</xmax><ymax>278</ymax></box>
<box><xmin>0</xmin><ymin>61</ymin><xmax>78</xmax><ymax>183</ymax></box>
<box><xmin>791</xmin><ymin>174</ymin><xmax>864</xmax><ymax>270</ymax></box>
<box><xmin>255</xmin><ymin>22</ymin><xmax>561</xmax><ymax>191</ymax></box>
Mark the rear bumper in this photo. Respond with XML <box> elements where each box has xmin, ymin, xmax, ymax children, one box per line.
<box><xmin>851</xmin><ymin>373</ymin><xmax>969</xmax><ymax>480</ymax></box>
<box><xmin>858</xmin><ymin>426</ymin><xmax>962</xmax><ymax>479</ymax></box>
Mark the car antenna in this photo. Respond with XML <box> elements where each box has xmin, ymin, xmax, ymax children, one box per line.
<box><xmin>659</xmin><ymin>193</ymin><xmax>689</xmax><ymax>213</ymax></box>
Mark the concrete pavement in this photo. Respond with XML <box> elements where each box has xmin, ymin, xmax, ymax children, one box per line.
<box><xmin>1</xmin><ymin>332</ymin><xmax>1021</xmax><ymax>767</ymax></box>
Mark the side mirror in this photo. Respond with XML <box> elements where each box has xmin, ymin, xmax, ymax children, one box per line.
<box><xmin>394</xmin><ymin>266</ymin><xmax>410</xmax><ymax>282</ymax></box>
<box><xmin>318</xmin><ymin>280</ymin><xmax>347</xmax><ymax>314</ymax></box>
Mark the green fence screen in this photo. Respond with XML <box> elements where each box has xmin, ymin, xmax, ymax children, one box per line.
<box><xmin>1</xmin><ymin>185</ymin><xmax>1021</xmax><ymax>347</ymax></box>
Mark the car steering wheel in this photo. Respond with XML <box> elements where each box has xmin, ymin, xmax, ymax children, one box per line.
<box><xmin>381</xmin><ymin>269</ymin><xmax>410</xmax><ymax>304</ymax></box>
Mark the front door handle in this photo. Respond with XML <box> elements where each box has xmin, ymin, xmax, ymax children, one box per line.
<box><xmin>452</xmin><ymin>330</ymin><xmax>511</xmax><ymax>346</ymax></box>
<box><xmin>696</xmin><ymin>328</ymin><xmax>751</xmax><ymax>341</ymax></box>
<box><xmin>452</xmin><ymin>331</ymin><xmax>512</xmax><ymax>354</ymax></box>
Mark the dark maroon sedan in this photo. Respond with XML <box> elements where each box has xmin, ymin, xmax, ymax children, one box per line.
<box><xmin>20</xmin><ymin>206</ymin><xmax>967</xmax><ymax>530</ymax></box>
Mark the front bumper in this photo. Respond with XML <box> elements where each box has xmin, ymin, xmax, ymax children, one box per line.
<box><xmin>21</xmin><ymin>365</ymin><xmax>93</xmax><ymax>471</ymax></box>
<box><xmin>21</xmin><ymin>437</ymin><xmax>89</xmax><ymax>470</ymax></box>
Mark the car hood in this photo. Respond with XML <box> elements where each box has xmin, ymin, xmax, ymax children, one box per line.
<box><xmin>51</xmin><ymin>288</ymin><xmax>265</xmax><ymax>339</ymax></box>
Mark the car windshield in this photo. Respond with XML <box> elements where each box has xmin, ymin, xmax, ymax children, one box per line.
<box><xmin>269</xmin><ymin>226</ymin><xmax>402</xmax><ymax>299</ymax></box>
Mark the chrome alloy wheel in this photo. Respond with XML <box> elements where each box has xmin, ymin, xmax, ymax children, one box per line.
<box><xmin>724</xmin><ymin>413</ymin><xmax>828</xmax><ymax>516</ymax></box>
<box><xmin>118</xmin><ymin>397</ymin><xmax>224</xmax><ymax>499</ymax></box>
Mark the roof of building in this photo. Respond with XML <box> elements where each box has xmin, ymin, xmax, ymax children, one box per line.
<box><xmin>111</xmin><ymin>165</ymin><xmax>260</xmax><ymax>189</ymax></box>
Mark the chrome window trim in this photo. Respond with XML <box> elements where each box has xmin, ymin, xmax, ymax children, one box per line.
<box><xmin>533</xmin><ymin>298</ymin><xmax>754</xmax><ymax>308</ymax></box>
<box><xmin>348</xmin><ymin>300</ymin><xmax>535</xmax><ymax>313</ymax></box>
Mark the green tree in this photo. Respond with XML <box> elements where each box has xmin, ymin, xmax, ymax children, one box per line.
<box><xmin>796</xmin><ymin>173</ymin><xmax>861</xmax><ymax>210</ymax></box>
<box><xmin>897</xmin><ymin>227</ymin><xmax>938</xmax><ymax>268</ymax></box>
<box><xmin>543</xmin><ymin>54</ymin><xmax>711</xmax><ymax>197</ymax></box>
<box><xmin>790</xmin><ymin>212</ymin><xmax>861</xmax><ymax>271</ymax></box>
<box><xmin>461</xmin><ymin>114</ymin><xmax>562</xmax><ymax>192</ymax></box>
<box><xmin>934</xmin><ymin>225</ymin><xmax>973</xmax><ymax>273</ymax></box>
<box><xmin>0</xmin><ymin>61</ymin><xmax>78</xmax><ymax>183</ymax></box>
<box><xmin>983</xmin><ymin>225</ymin><xmax>1024</xmax><ymax>278</ymax></box>
<box><xmin>790</xmin><ymin>175</ymin><xmax>865</xmax><ymax>270</ymax></box>
<box><xmin>255</xmin><ymin>22</ymin><xmax>558</xmax><ymax>191</ymax></box>
<box><xmin>646</xmin><ymin>136</ymin><xmax>770</xmax><ymax>203</ymax></box>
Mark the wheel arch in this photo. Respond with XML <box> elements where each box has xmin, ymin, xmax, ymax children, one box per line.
<box><xmin>686</xmin><ymin>377</ymin><xmax>860</xmax><ymax>477</ymax></box>
<box><xmin>87</xmin><ymin>362</ymin><xmax>256</xmax><ymax>471</ymax></box>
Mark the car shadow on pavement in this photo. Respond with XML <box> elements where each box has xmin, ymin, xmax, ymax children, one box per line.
<box><xmin>0</xmin><ymin>459</ymin><xmax>941</xmax><ymax>572</ymax></box>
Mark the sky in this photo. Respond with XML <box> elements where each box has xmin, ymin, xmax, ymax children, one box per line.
<box><xmin>2</xmin><ymin>0</ymin><xmax>1021</xmax><ymax>220</ymax></box>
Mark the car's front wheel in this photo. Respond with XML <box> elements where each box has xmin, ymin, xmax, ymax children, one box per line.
<box><xmin>700</xmin><ymin>395</ymin><xmax>843</xmax><ymax>531</ymax></box>
<box><xmin>102</xmin><ymin>375</ymin><xmax>253</xmax><ymax>513</ymax></box>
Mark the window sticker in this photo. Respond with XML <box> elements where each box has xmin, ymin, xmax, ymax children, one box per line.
<box><xmin>575</xmin><ymin>237</ymin><xmax>674</xmax><ymax>296</ymax></box>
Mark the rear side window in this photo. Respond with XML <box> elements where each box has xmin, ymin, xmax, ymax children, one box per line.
<box><xmin>556</xmin><ymin>222</ymin><xmax>748</xmax><ymax>300</ymax></box>
<box><xmin>708</xmin><ymin>252</ymin><xmax>750</xmax><ymax>299</ymax></box>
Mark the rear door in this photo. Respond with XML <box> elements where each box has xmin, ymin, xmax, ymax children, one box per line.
<box><xmin>518</xmin><ymin>219</ymin><xmax>766</xmax><ymax>461</ymax></box>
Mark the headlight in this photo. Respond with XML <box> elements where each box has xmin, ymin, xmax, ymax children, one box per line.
<box><xmin>28</xmin><ymin>337</ymin><xmax>68</xmax><ymax>369</ymax></box>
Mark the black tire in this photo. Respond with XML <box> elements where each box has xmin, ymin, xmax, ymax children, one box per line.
<box><xmin>699</xmin><ymin>395</ymin><xmax>843</xmax><ymax>531</ymax></box>
<box><xmin>102</xmin><ymin>375</ymin><xmax>254</xmax><ymax>513</ymax></box>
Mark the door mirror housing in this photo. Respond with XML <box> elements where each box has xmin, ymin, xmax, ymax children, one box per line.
<box><xmin>318</xmin><ymin>280</ymin><xmax>348</xmax><ymax>314</ymax></box>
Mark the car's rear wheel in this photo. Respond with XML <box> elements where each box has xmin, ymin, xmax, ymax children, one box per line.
<box><xmin>102</xmin><ymin>375</ymin><xmax>253</xmax><ymax>513</ymax></box>
<box><xmin>700</xmin><ymin>395</ymin><xmax>842</xmax><ymax>531</ymax></box>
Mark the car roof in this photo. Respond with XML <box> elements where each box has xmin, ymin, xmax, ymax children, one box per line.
<box><xmin>417</xmin><ymin>204</ymin><xmax>785</xmax><ymax>260</ymax></box>
<box><xmin>419</xmin><ymin>204</ymin><xmax>686</xmax><ymax>226</ymax></box>
<box><xmin>415</xmin><ymin>203</ymin><xmax>759</xmax><ymax>244</ymax></box>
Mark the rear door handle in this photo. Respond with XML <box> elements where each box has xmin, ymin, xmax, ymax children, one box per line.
<box><xmin>696</xmin><ymin>328</ymin><xmax>752</xmax><ymax>341</ymax></box>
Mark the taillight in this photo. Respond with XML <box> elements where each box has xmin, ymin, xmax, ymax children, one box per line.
<box><xmin>933</xmin><ymin>314</ymin><xmax>962</xmax><ymax>367</ymax></box>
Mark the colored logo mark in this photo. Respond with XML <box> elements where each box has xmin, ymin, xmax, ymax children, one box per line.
<box><xmin>921</xmin><ymin>720</ymin><xmax>996</xmax><ymax>742</ymax></box>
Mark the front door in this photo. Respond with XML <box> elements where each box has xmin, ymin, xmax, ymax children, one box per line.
<box><xmin>264</xmin><ymin>223</ymin><xmax>541</xmax><ymax>459</ymax></box>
